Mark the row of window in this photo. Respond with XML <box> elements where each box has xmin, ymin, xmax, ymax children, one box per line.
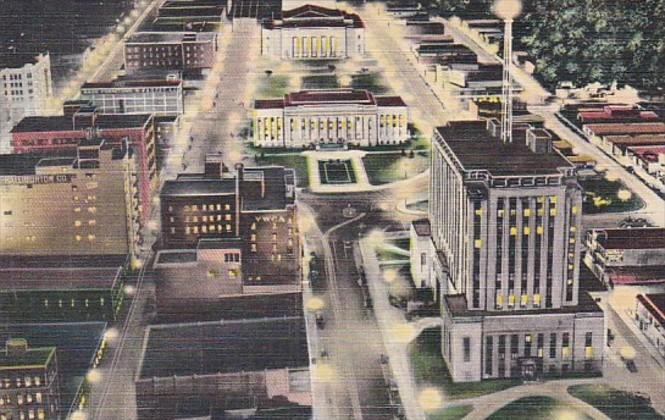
<box><xmin>183</xmin><ymin>224</ymin><xmax>232</xmax><ymax>234</ymax></box>
<box><xmin>0</xmin><ymin>377</ymin><xmax>42</xmax><ymax>389</ymax></box>
<box><xmin>0</xmin><ymin>408</ymin><xmax>48</xmax><ymax>420</ymax></box>
<box><xmin>0</xmin><ymin>392</ymin><xmax>44</xmax><ymax>406</ymax></box>
<box><xmin>172</xmin><ymin>203</ymin><xmax>231</xmax><ymax>213</ymax></box>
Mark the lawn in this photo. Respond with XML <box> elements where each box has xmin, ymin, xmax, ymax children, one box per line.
<box><xmin>428</xmin><ymin>404</ymin><xmax>474</xmax><ymax>420</ymax></box>
<box><xmin>409</xmin><ymin>327</ymin><xmax>521</xmax><ymax>400</ymax></box>
<box><xmin>568</xmin><ymin>384</ymin><xmax>664</xmax><ymax>420</ymax></box>
<box><xmin>301</xmin><ymin>74</ymin><xmax>339</xmax><ymax>90</ymax></box>
<box><xmin>352</xmin><ymin>72</ymin><xmax>391</xmax><ymax>94</ymax></box>
<box><xmin>255</xmin><ymin>154</ymin><xmax>309</xmax><ymax>188</ymax></box>
<box><xmin>580</xmin><ymin>176</ymin><xmax>644</xmax><ymax>214</ymax></box>
<box><xmin>256</xmin><ymin>74</ymin><xmax>291</xmax><ymax>98</ymax></box>
<box><xmin>487</xmin><ymin>396</ymin><xmax>593</xmax><ymax>420</ymax></box>
<box><xmin>363</xmin><ymin>152</ymin><xmax>430</xmax><ymax>185</ymax></box>
<box><xmin>318</xmin><ymin>159</ymin><xmax>356</xmax><ymax>184</ymax></box>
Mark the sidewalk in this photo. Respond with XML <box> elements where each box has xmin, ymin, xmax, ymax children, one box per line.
<box><xmin>359</xmin><ymin>238</ymin><xmax>437</xmax><ymax>420</ymax></box>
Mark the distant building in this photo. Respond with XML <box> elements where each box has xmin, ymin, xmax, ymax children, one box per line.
<box><xmin>79</xmin><ymin>76</ymin><xmax>184</xmax><ymax>116</ymax></box>
<box><xmin>261</xmin><ymin>5</ymin><xmax>365</xmax><ymax>60</ymax></box>
<box><xmin>10</xmin><ymin>108</ymin><xmax>157</xmax><ymax>222</ymax></box>
<box><xmin>135</xmin><ymin>317</ymin><xmax>311</xmax><ymax>419</ymax></box>
<box><xmin>253</xmin><ymin>89</ymin><xmax>409</xmax><ymax>148</ymax></box>
<box><xmin>0</xmin><ymin>53</ymin><xmax>53</xmax><ymax>153</ymax></box>
<box><xmin>584</xmin><ymin>228</ymin><xmax>665</xmax><ymax>287</ymax></box>
<box><xmin>635</xmin><ymin>293</ymin><xmax>665</xmax><ymax>358</ymax></box>
<box><xmin>0</xmin><ymin>139</ymin><xmax>140</xmax><ymax>258</ymax></box>
<box><xmin>0</xmin><ymin>257</ymin><xmax>126</xmax><ymax>323</ymax></box>
<box><xmin>411</xmin><ymin>120</ymin><xmax>604</xmax><ymax>382</ymax></box>
<box><xmin>124</xmin><ymin>32</ymin><xmax>218</xmax><ymax>72</ymax></box>
<box><xmin>0</xmin><ymin>338</ymin><xmax>60</xmax><ymax>420</ymax></box>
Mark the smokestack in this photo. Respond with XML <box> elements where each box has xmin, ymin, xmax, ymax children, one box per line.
<box><xmin>494</xmin><ymin>0</ymin><xmax>522</xmax><ymax>144</ymax></box>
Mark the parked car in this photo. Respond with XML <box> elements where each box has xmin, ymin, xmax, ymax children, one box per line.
<box><xmin>626</xmin><ymin>359</ymin><xmax>638</xmax><ymax>373</ymax></box>
<box><xmin>315</xmin><ymin>311</ymin><xmax>325</xmax><ymax>329</ymax></box>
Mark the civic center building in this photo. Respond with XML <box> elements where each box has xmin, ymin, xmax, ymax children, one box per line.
<box><xmin>260</xmin><ymin>4</ymin><xmax>365</xmax><ymax>60</ymax></box>
<box><xmin>410</xmin><ymin>119</ymin><xmax>605</xmax><ymax>382</ymax></box>
<box><xmin>253</xmin><ymin>89</ymin><xmax>408</xmax><ymax>148</ymax></box>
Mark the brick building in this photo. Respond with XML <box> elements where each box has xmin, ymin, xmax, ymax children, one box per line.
<box><xmin>10</xmin><ymin>107</ymin><xmax>157</xmax><ymax>222</ymax></box>
<box><xmin>124</xmin><ymin>32</ymin><xmax>218</xmax><ymax>72</ymax></box>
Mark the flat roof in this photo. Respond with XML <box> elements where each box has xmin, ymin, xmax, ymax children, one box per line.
<box><xmin>595</xmin><ymin>228</ymin><xmax>665</xmax><ymax>250</ymax></box>
<box><xmin>161</xmin><ymin>177</ymin><xmax>236</xmax><ymax>196</ymax></box>
<box><xmin>0</xmin><ymin>347</ymin><xmax>55</xmax><ymax>369</ymax></box>
<box><xmin>604</xmin><ymin>134</ymin><xmax>665</xmax><ymax>147</ymax></box>
<box><xmin>0</xmin><ymin>267</ymin><xmax>121</xmax><ymax>291</ymax></box>
<box><xmin>96</xmin><ymin>114</ymin><xmax>152</xmax><ymax>129</ymax></box>
<box><xmin>412</xmin><ymin>219</ymin><xmax>431</xmax><ymax>236</ymax></box>
<box><xmin>586</xmin><ymin>122</ymin><xmax>665</xmax><ymax>136</ymax></box>
<box><xmin>241</xmin><ymin>166</ymin><xmax>291</xmax><ymax>211</ymax></box>
<box><xmin>628</xmin><ymin>145</ymin><xmax>665</xmax><ymax>162</ymax></box>
<box><xmin>444</xmin><ymin>291</ymin><xmax>603</xmax><ymax>318</ymax></box>
<box><xmin>138</xmin><ymin>316</ymin><xmax>308</xmax><ymax>379</ymax></box>
<box><xmin>434</xmin><ymin>121</ymin><xmax>573</xmax><ymax>177</ymax></box>
<box><xmin>0</xmin><ymin>155</ymin><xmax>44</xmax><ymax>176</ymax></box>
<box><xmin>127</xmin><ymin>31</ymin><xmax>215</xmax><ymax>44</ymax></box>
<box><xmin>11</xmin><ymin>116</ymin><xmax>74</xmax><ymax>133</ymax></box>
<box><xmin>81</xmin><ymin>80</ymin><xmax>182</xmax><ymax>89</ymax></box>
<box><xmin>285</xmin><ymin>89</ymin><xmax>376</xmax><ymax>106</ymax></box>
<box><xmin>607</xmin><ymin>266</ymin><xmax>665</xmax><ymax>286</ymax></box>
<box><xmin>376</xmin><ymin>96</ymin><xmax>407</xmax><ymax>107</ymax></box>
<box><xmin>637</xmin><ymin>293</ymin><xmax>665</xmax><ymax>326</ymax></box>
<box><xmin>0</xmin><ymin>254</ymin><xmax>128</xmax><ymax>269</ymax></box>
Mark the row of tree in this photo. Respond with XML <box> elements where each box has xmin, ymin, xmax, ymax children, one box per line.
<box><xmin>410</xmin><ymin>0</ymin><xmax>665</xmax><ymax>90</ymax></box>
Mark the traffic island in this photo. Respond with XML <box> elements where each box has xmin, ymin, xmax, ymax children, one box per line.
<box><xmin>487</xmin><ymin>396</ymin><xmax>592</xmax><ymax>420</ymax></box>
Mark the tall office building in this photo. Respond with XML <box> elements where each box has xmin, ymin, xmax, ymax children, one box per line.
<box><xmin>0</xmin><ymin>53</ymin><xmax>53</xmax><ymax>153</ymax></box>
<box><xmin>0</xmin><ymin>138</ymin><xmax>139</xmax><ymax>258</ymax></box>
<box><xmin>411</xmin><ymin>119</ymin><xmax>604</xmax><ymax>382</ymax></box>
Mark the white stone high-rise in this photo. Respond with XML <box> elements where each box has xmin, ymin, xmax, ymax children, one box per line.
<box><xmin>411</xmin><ymin>119</ymin><xmax>605</xmax><ymax>382</ymax></box>
<box><xmin>0</xmin><ymin>53</ymin><xmax>53</xmax><ymax>153</ymax></box>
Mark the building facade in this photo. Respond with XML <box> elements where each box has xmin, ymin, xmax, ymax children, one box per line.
<box><xmin>0</xmin><ymin>53</ymin><xmax>53</xmax><ymax>153</ymax></box>
<box><xmin>79</xmin><ymin>79</ymin><xmax>184</xmax><ymax>116</ymax></box>
<box><xmin>253</xmin><ymin>89</ymin><xmax>409</xmax><ymax>148</ymax></box>
<box><xmin>261</xmin><ymin>5</ymin><xmax>365</xmax><ymax>60</ymax></box>
<box><xmin>10</xmin><ymin>108</ymin><xmax>157</xmax><ymax>223</ymax></box>
<box><xmin>135</xmin><ymin>317</ymin><xmax>310</xmax><ymax>419</ymax></box>
<box><xmin>411</xmin><ymin>120</ymin><xmax>604</xmax><ymax>382</ymax></box>
<box><xmin>584</xmin><ymin>228</ymin><xmax>665</xmax><ymax>287</ymax></box>
<box><xmin>0</xmin><ymin>339</ymin><xmax>60</xmax><ymax>420</ymax></box>
<box><xmin>635</xmin><ymin>293</ymin><xmax>665</xmax><ymax>358</ymax></box>
<box><xmin>124</xmin><ymin>32</ymin><xmax>218</xmax><ymax>72</ymax></box>
<box><xmin>160</xmin><ymin>156</ymin><xmax>300</xmax><ymax>287</ymax></box>
<box><xmin>0</xmin><ymin>139</ymin><xmax>139</xmax><ymax>258</ymax></box>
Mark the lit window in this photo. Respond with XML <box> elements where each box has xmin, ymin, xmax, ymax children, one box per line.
<box><xmin>550</xmin><ymin>208</ymin><xmax>557</xmax><ymax>216</ymax></box>
<box><xmin>251</xmin><ymin>244</ymin><xmax>257</xmax><ymax>252</ymax></box>
<box><xmin>533</xmin><ymin>294</ymin><xmax>541</xmax><ymax>306</ymax></box>
<box><xmin>75</xmin><ymin>235</ymin><xmax>82</xmax><ymax>242</ymax></box>
<box><xmin>226</xmin><ymin>224</ymin><xmax>231</xmax><ymax>232</ymax></box>
<box><xmin>523</xmin><ymin>208</ymin><xmax>531</xmax><ymax>217</ymax></box>
<box><xmin>251</xmin><ymin>222</ymin><xmax>256</xmax><ymax>230</ymax></box>
<box><xmin>224</xmin><ymin>204</ymin><xmax>231</xmax><ymax>210</ymax></box>
<box><xmin>88</xmin><ymin>234</ymin><xmax>96</xmax><ymax>242</ymax></box>
<box><xmin>508</xmin><ymin>294</ymin><xmax>515</xmax><ymax>306</ymax></box>
<box><xmin>523</xmin><ymin>227</ymin><xmax>530</xmax><ymax>235</ymax></box>
<box><xmin>74</xmin><ymin>220</ymin><xmax>82</xmax><ymax>227</ymax></box>
<box><xmin>510</xmin><ymin>227</ymin><xmax>517</xmax><ymax>236</ymax></box>
<box><xmin>88</xmin><ymin>220</ymin><xmax>96</xmax><ymax>226</ymax></box>
<box><xmin>521</xmin><ymin>294</ymin><xmax>528</xmax><ymax>306</ymax></box>
<box><xmin>225</xmin><ymin>214</ymin><xmax>232</xmax><ymax>221</ymax></box>
<box><xmin>474</xmin><ymin>239</ymin><xmax>482</xmax><ymax>248</ymax></box>
<box><xmin>536</xmin><ymin>226</ymin><xmax>544</xmax><ymax>235</ymax></box>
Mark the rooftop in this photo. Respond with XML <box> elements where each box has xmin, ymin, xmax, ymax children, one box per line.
<box><xmin>230</xmin><ymin>0</ymin><xmax>280</xmax><ymax>19</ymax></box>
<box><xmin>10</xmin><ymin>116</ymin><xmax>74</xmax><ymax>133</ymax></box>
<box><xmin>604</xmin><ymin>134</ymin><xmax>665</xmax><ymax>147</ymax></box>
<box><xmin>594</xmin><ymin>228</ymin><xmax>665</xmax><ymax>250</ymax></box>
<box><xmin>265</xmin><ymin>5</ymin><xmax>364</xmax><ymax>29</ymax></box>
<box><xmin>444</xmin><ymin>291</ymin><xmax>603</xmax><ymax>318</ymax></box>
<box><xmin>434</xmin><ymin>121</ymin><xmax>573</xmax><ymax>177</ymax></box>
<box><xmin>161</xmin><ymin>177</ymin><xmax>236</xmax><ymax>197</ymax></box>
<box><xmin>0</xmin><ymin>267</ymin><xmax>121</xmax><ymax>291</ymax></box>
<box><xmin>585</xmin><ymin>122</ymin><xmax>665</xmax><ymax>136</ymax></box>
<box><xmin>637</xmin><ymin>293</ymin><xmax>665</xmax><ymax>326</ymax></box>
<box><xmin>0</xmin><ymin>254</ymin><xmax>128</xmax><ymax>269</ymax></box>
<box><xmin>0</xmin><ymin>346</ymin><xmax>55</xmax><ymax>369</ymax></box>
<box><xmin>127</xmin><ymin>31</ymin><xmax>215</xmax><ymax>44</ymax></box>
<box><xmin>412</xmin><ymin>218</ymin><xmax>431</xmax><ymax>237</ymax></box>
<box><xmin>285</xmin><ymin>89</ymin><xmax>375</xmax><ymax>106</ymax></box>
<box><xmin>138</xmin><ymin>316</ymin><xmax>308</xmax><ymax>379</ymax></box>
<box><xmin>81</xmin><ymin>79</ymin><xmax>182</xmax><ymax>89</ymax></box>
<box><xmin>628</xmin><ymin>145</ymin><xmax>665</xmax><ymax>162</ymax></box>
<box><xmin>606</xmin><ymin>266</ymin><xmax>665</xmax><ymax>286</ymax></box>
<box><xmin>241</xmin><ymin>166</ymin><xmax>292</xmax><ymax>211</ymax></box>
<box><xmin>375</xmin><ymin>96</ymin><xmax>407</xmax><ymax>107</ymax></box>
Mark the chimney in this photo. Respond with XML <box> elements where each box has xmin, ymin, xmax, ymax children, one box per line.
<box><xmin>6</xmin><ymin>338</ymin><xmax>28</xmax><ymax>358</ymax></box>
<box><xmin>486</xmin><ymin>118</ymin><xmax>501</xmax><ymax>137</ymax></box>
<box><xmin>204</xmin><ymin>154</ymin><xmax>225</xmax><ymax>179</ymax></box>
<box><xmin>526</xmin><ymin>128</ymin><xmax>553</xmax><ymax>154</ymax></box>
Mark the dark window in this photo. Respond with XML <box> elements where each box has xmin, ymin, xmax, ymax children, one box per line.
<box><xmin>549</xmin><ymin>333</ymin><xmax>557</xmax><ymax>358</ymax></box>
<box><xmin>485</xmin><ymin>336</ymin><xmax>493</xmax><ymax>375</ymax></box>
<box><xmin>463</xmin><ymin>337</ymin><xmax>471</xmax><ymax>362</ymax></box>
<box><xmin>585</xmin><ymin>332</ymin><xmax>593</xmax><ymax>347</ymax></box>
<box><xmin>510</xmin><ymin>334</ymin><xmax>519</xmax><ymax>359</ymax></box>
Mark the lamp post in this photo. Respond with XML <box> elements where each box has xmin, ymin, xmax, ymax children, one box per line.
<box><xmin>493</xmin><ymin>0</ymin><xmax>522</xmax><ymax>144</ymax></box>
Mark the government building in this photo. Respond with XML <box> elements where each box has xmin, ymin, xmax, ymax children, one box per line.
<box><xmin>260</xmin><ymin>5</ymin><xmax>365</xmax><ymax>60</ymax></box>
<box><xmin>411</xmin><ymin>119</ymin><xmax>605</xmax><ymax>382</ymax></box>
<box><xmin>253</xmin><ymin>89</ymin><xmax>408</xmax><ymax>148</ymax></box>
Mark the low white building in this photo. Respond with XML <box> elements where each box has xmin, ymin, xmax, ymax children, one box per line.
<box><xmin>261</xmin><ymin>5</ymin><xmax>365</xmax><ymax>60</ymax></box>
<box><xmin>0</xmin><ymin>52</ymin><xmax>53</xmax><ymax>153</ymax></box>
<box><xmin>80</xmin><ymin>76</ymin><xmax>184</xmax><ymax>116</ymax></box>
<box><xmin>253</xmin><ymin>89</ymin><xmax>409</xmax><ymax>148</ymax></box>
<box><xmin>635</xmin><ymin>293</ymin><xmax>665</xmax><ymax>358</ymax></box>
